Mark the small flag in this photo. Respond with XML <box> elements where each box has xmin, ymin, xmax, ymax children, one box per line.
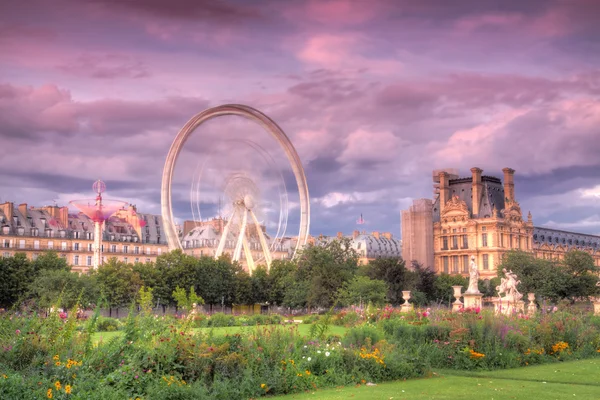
<box><xmin>356</xmin><ymin>213</ymin><xmax>365</xmax><ymax>225</ymax></box>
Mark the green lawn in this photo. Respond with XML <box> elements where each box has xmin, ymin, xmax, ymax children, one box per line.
<box><xmin>92</xmin><ymin>323</ymin><xmax>347</xmax><ymax>344</ymax></box>
<box><xmin>270</xmin><ymin>359</ymin><xmax>600</xmax><ymax>400</ymax></box>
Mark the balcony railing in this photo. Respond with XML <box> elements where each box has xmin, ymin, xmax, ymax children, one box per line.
<box><xmin>2</xmin><ymin>245</ymin><xmax>162</xmax><ymax>256</ymax></box>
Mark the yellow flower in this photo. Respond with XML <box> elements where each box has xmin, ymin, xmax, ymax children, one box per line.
<box><xmin>47</xmin><ymin>388</ymin><xmax>53</xmax><ymax>399</ymax></box>
<box><xmin>65</xmin><ymin>384</ymin><xmax>72</xmax><ymax>394</ymax></box>
<box><xmin>260</xmin><ymin>383</ymin><xmax>266</xmax><ymax>389</ymax></box>
<box><xmin>2</xmin><ymin>374</ymin><xmax>7</xmax><ymax>379</ymax></box>
<box><xmin>55</xmin><ymin>361</ymin><xmax>61</xmax><ymax>366</ymax></box>
<box><xmin>305</xmin><ymin>370</ymin><xmax>311</xmax><ymax>375</ymax></box>
<box><xmin>54</xmin><ymin>381</ymin><xmax>61</xmax><ymax>391</ymax></box>
<box><xmin>53</xmin><ymin>355</ymin><xmax>59</xmax><ymax>361</ymax></box>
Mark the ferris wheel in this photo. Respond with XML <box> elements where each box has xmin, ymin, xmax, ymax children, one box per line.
<box><xmin>161</xmin><ymin>104</ymin><xmax>310</xmax><ymax>272</ymax></box>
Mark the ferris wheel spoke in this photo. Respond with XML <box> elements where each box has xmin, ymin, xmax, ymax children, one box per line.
<box><xmin>250</xmin><ymin>209</ymin><xmax>272</xmax><ymax>270</ymax></box>
<box><xmin>215</xmin><ymin>208</ymin><xmax>237</xmax><ymax>258</ymax></box>
<box><xmin>242</xmin><ymin>236</ymin><xmax>255</xmax><ymax>274</ymax></box>
<box><xmin>233</xmin><ymin>207</ymin><xmax>248</xmax><ymax>262</ymax></box>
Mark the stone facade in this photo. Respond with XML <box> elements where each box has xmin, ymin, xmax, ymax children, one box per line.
<box><xmin>401</xmin><ymin>166</ymin><xmax>600</xmax><ymax>278</ymax></box>
<box><xmin>401</xmin><ymin>199</ymin><xmax>434</xmax><ymax>269</ymax></box>
<box><xmin>432</xmin><ymin>167</ymin><xmax>534</xmax><ymax>279</ymax></box>
<box><xmin>532</xmin><ymin>227</ymin><xmax>600</xmax><ymax>267</ymax></box>
<box><xmin>0</xmin><ymin>201</ymin><xmax>168</xmax><ymax>273</ymax></box>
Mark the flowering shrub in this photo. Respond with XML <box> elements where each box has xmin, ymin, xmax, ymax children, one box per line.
<box><xmin>1</xmin><ymin>306</ymin><xmax>600</xmax><ymax>398</ymax></box>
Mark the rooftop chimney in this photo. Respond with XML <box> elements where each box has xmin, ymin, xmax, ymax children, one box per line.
<box><xmin>471</xmin><ymin>167</ymin><xmax>483</xmax><ymax>217</ymax></box>
<box><xmin>18</xmin><ymin>203</ymin><xmax>27</xmax><ymax>218</ymax></box>
<box><xmin>372</xmin><ymin>231</ymin><xmax>380</xmax><ymax>239</ymax></box>
<box><xmin>353</xmin><ymin>230</ymin><xmax>360</xmax><ymax>239</ymax></box>
<box><xmin>438</xmin><ymin>171</ymin><xmax>450</xmax><ymax>215</ymax></box>
<box><xmin>337</xmin><ymin>231</ymin><xmax>343</xmax><ymax>239</ymax></box>
<box><xmin>503</xmin><ymin>168</ymin><xmax>515</xmax><ymax>202</ymax></box>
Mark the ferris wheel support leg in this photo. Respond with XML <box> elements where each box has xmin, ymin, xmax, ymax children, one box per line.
<box><xmin>250</xmin><ymin>210</ymin><xmax>272</xmax><ymax>271</ymax></box>
<box><xmin>215</xmin><ymin>208</ymin><xmax>236</xmax><ymax>259</ymax></box>
<box><xmin>93</xmin><ymin>221</ymin><xmax>102</xmax><ymax>270</ymax></box>
<box><xmin>233</xmin><ymin>209</ymin><xmax>248</xmax><ymax>262</ymax></box>
<box><xmin>242</xmin><ymin>236</ymin><xmax>255</xmax><ymax>275</ymax></box>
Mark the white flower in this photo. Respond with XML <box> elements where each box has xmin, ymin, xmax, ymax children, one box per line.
<box><xmin>325</xmin><ymin>352</ymin><xmax>330</xmax><ymax>357</ymax></box>
<box><xmin>304</xmin><ymin>345</ymin><xmax>307</xmax><ymax>348</ymax></box>
<box><xmin>302</xmin><ymin>356</ymin><xmax>305</xmax><ymax>359</ymax></box>
<box><xmin>317</xmin><ymin>350</ymin><xmax>321</xmax><ymax>354</ymax></box>
<box><xmin>307</xmin><ymin>357</ymin><xmax>312</xmax><ymax>361</ymax></box>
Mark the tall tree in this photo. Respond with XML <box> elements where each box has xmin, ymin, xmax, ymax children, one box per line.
<box><xmin>336</xmin><ymin>276</ymin><xmax>388</xmax><ymax>307</ymax></box>
<box><xmin>251</xmin><ymin>266</ymin><xmax>270</xmax><ymax>304</ymax></box>
<box><xmin>28</xmin><ymin>270</ymin><xmax>99</xmax><ymax>310</ymax></box>
<box><xmin>96</xmin><ymin>259</ymin><xmax>142</xmax><ymax>316</ymax></box>
<box><xmin>197</xmin><ymin>255</ymin><xmax>238</xmax><ymax>308</ymax></box>
<box><xmin>561</xmin><ymin>250</ymin><xmax>599</xmax><ymax>301</ymax></box>
<box><xmin>296</xmin><ymin>238</ymin><xmax>359</xmax><ymax>308</ymax></box>
<box><xmin>362</xmin><ymin>257</ymin><xmax>417</xmax><ymax>305</ymax></box>
<box><xmin>0</xmin><ymin>253</ymin><xmax>35</xmax><ymax>308</ymax></box>
<box><xmin>268</xmin><ymin>259</ymin><xmax>297</xmax><ymax>306</ymax></box>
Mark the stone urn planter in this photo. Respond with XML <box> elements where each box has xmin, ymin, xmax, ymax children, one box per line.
<box><xmin>401</xmin><ymin>291</ymin><xmax>413</xmax><ymax>312</ymax></box>
<box><xmin>452</xmin><ymin>285</ymin><xmax>463</xmax><ymax>312</ymax></box>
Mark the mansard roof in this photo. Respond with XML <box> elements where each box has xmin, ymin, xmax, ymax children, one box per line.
<box><xmin>533</xmin><ymin>226</ymin><xmax>600</xmax><ymax>250</ymax></box>
<box><xmin>433</xmin><ymin>175</ymin><xmax>506</xmax><ymax>222</ymax></box>
<box><xmin>0</xmin><ymin>202</ymin><xmax>166</xmax><ymax>245</ymax></box>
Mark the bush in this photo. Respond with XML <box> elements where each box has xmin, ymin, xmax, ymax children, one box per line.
<box><xmin>207</xmin><ymin>312</ymin><xmax>236</xmax><ymax>327</ymax></box>
<box><xmin>343</xmin><ymin>324</ymin><xmax>383</xmax><ymax>348</ymax></box>
<box><xmin>96</xmin><ymin>317</ymin><xmax>121</xmax><ymax>332</ymax></box>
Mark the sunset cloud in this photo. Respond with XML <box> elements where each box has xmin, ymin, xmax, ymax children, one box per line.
<box><xmin>1</xmin><ymin>0</ymin><xmax>599</xmax><ymax>236</ymax></box>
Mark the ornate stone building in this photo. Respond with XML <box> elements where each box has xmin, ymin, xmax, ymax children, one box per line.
<box><xmin>432</xmin><ymin>167</ymin><xmax>534</xmax><ymax>279</ymax></box>
<box><xmin>402</xmin><ymin>167</ymin><xmax>600</xmax><ymax>277</ymax></box>
<box><xmin>0</xmin><ymin>201</ymin><xmax>168</xmax><ymax>273</ymax></box>
<box><xmin>532</xmin><ymin>227</ymin><xmax>600</xmax><ymax>267</ymax></box>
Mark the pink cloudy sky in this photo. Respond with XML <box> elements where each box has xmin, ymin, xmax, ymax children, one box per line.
<box><xmin>1</xmin><ymin>0</ymin><xmax>600</xmax><ymax>238</ymax></box>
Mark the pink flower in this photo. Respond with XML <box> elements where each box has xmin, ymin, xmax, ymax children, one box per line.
<box><xmin>59</xmin><ymin>312</ymin><xmax>67</xmax><ymax>320</ymax></box>
<box><xmin>15</xmin><ymin>329</ymin><xmax>20</xmax><ymax>335</ymax></box>
<box><xmin>422</xmin><ymin>311</ymin><xmax>430</xmax><ymax>317</ymax></box>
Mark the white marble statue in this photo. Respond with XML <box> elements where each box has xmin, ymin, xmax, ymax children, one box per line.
<box><xmin>466</xmin><ymin>255</ymin><xmax>480</xmax><ymax>294</ymax></box>
<box><xmin>496</xmin><ymin>268</ymin><xmax>523</xmax><ymax>303</ymax></box>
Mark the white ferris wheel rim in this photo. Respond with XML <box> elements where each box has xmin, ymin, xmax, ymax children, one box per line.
<box><xmin>161</xmin><ymin>104</ymin><xmax>310</xmax><ymax>260</ymax></box>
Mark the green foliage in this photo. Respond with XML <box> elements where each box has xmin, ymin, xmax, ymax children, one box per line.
<box><xmin>28</xmin><ymin>269</ymin><xmax>99</xmax><ymax>310</ymax></box>
<box><xmin>97</xmin><ymin>259</ymin><xmax>142</xmax><ymax>311</ymax></box>
<box><xmin>336</xmin><ymin>276</ymin><xmax>388</xmax><ymax>307</ymax></box>
<box><xmin>207</xmin><ymin>312</ymin><xmax>235</xmax><ymax>327</ymax></box>
<box><xmin>0</xmin><ymin>253</ymin><xmax>36</xmax><ymax>308</ymax></box>
<box><xmin>268</xmin><ymin>260</ymin><xmax>297</xmax><ymax>306</ymax></box>
<box><xmin>362</xmin><ymin>257</ymin><xmax>416</xmax><ymax>305</ymax></box>
<box><xmin>295</xmin><ymin>238</ymin><xmax>359</xmax><ymax>308</ymax></box>
<box><xmin>137</xmin><ymin>286</ymin><xmax>154</xmax><ymax>316</ymax></box>
<box><xmin>497</xmin><ymin>250</ymin><xmax>598</xmax><ymax>302</ymax></box>
<box><xmin>432</xmin><ymin>273</ymin><xmax>468</xmax><ymax>305</ymax></box>
<box><xmin>96</xmin><ymin>316</ymin><xmax>122</xmax><ymax>332</ymax></box>
<box><xmin>172</xmin><ymin>286</ymin><xmax>204</xmax><ymax>312</ymax></box>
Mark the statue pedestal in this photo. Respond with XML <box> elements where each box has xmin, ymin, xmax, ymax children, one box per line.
<box><xmin>492</xmin><ymin>299</ymin><xmax>525</xmax><ymax>315</ymax></box>
<box><xmin>463</xmin><ymin>292</ymin><xmax>483</xmax><ymax>309</ymax></box>
<box><xmin>527</xmin><ymin>293</ymin><xmax>536</xmax><ymax>316</ymax></box>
